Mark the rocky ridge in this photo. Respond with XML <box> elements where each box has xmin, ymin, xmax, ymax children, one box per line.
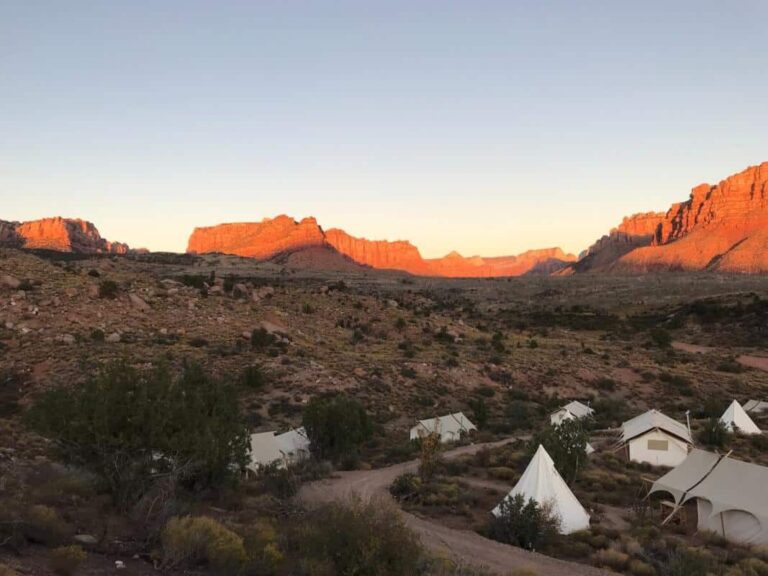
<box><xmin>0</xmin><ymin>217</ymin><xmax>129</xmax><ymax>254</ymax></box>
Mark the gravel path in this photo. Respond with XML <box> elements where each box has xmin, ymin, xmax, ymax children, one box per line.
<box><xmin>299</xmin><ymin>439</ymin><xmax>611</xmax><ymax>576</ymax></box>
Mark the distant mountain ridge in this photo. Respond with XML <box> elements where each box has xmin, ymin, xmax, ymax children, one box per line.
<box><xmin>564</xmin><ymin>161</ymin><xmax>768</xmax><ymax>274</ymax></box>
<box><xmin>187</xmin><ymin>215</ymin><xmax>577</xmax><ymax>277</ymax></box>
<box><xmin>0</xmin><ymin>217</ymin><xmax>129</xmax><ymax>254</ymax></box>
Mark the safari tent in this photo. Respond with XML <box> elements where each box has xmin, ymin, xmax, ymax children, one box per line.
<box><xmin>247</xmin><ymin>432</ymin><xmax>284</xmax><ymax>472</ymax></box>
<box><xmin>550</xmin><ymin>400</ymin><xmax>594</xmax><ymax>426</ymax></box>
<box><xmin>743</xmin><ymin>399</ymin><xmax>768</xmax><ymax>414</ymax></box>
<box><xmin>410</xmin><ymin>412</ymin><xmax>477</xmax><ymax>444</ymax></box>
<box><xmin>649</xmin><ymin>449</ymin><xmax>768</xmax><ymax>545</ymax></box>
<box><xmin>619</xmin><ymin>409</ymin><xmax>692</xmax><ymax>467</ymax></box>
<box><xmin>720</xmin><ymin>400</ymin><xmax>762</xmax><ymax>435</ymax></box>
<box><xmin>276</xmin><ymin>427</ymin><xmax>311</xmax><ymax>464</ymax></box>
<box><xmin>492</xmin><ymin>445</ymin><xmax>590</xmax><ymax>534</ymax></box>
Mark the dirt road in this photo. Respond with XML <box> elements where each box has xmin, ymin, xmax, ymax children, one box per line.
<box><xmin>299</xmin><ymin>439</ymin><xmax>610</xmax><ymax>575</ymax></box>
<box><xmin>673</xmin><ymin>340</ymin><xmax>768</xmax><ymax>373</ymax></box>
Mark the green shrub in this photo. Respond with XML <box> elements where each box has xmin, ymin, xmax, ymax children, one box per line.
<box><xmin>592</xmin><ymin>548</ymin><xmax>629</xmax><ymax>571</ymax></box>
<box><xmin>97</xmin><ymin>280</ymin><xmax>118</xmax><ymax>299</ymax></box>
<box><xmin>661</xmin><ymin>547</ymin><xmax>714</xmax><ymax>576</ymax></box>
<box><xmin>0</xmin><ymin>564</ymin><xmax>18</xmax><ymax>576</ymax></box>
<box><xmin>488</xmin><ymin>494</ymin><xmax>560</xmax><ymax>551</ymax></box>
<box><xmin>390</xmin><ymin>472</ymin><xmax>422</xmax><ymax>501</ymax></box>
<box><xmin>27</xmin><ymin>361</ymin><xmax>248</xmax><ymax>507</ymax></box>
<box><xmin>161</xmin><ymin>516</ymin><xmax>246</xmax><ymax>574</ymax></box>
<box><xmin>240</xmin><ymin>365</ymin><xmax>267</xmax><ymax>390</ymax></box>
<box><xmin>528</xmin><ymin>419</ymin><xmax>589</xmax><ymax>484</ymax></box>
<box><xmin>649</xmin><ymin>327</ymin><xmax>672</xmax><ymax>348</ymax></box>
<box><xmin>24</xmin><ymin>505</ymin><xmax>72</xmax><ymax>545</ymax></box>
<box><xmin>699</xmin><ymin>417</ymin><xmax>729</xmax><ymax>448</ymax></box>
<box><xmin>257</xmin><ymin>462</ymin><xmax>300</xmax><ymax>499</ymax></box>
<box><xmin>49</xmin><ymin>546</ymin><xmax>86</xmax><ymax>576</ymax></box>
<box><xmin>303</xmin><ymin>395</ymin><xmax>372</xmax><ymax>464</ymax></box>
<box><xmin>297</xmin><ymin>498</ymin><xmax>422</xmax><ymax>576</ymax></box>
<box><xmin>251</xmin><ymin>327</ymin><xmax>277</xmax><ymax>350</ymax></box>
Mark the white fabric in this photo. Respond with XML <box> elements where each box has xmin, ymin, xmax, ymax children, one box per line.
<box><xmin>627</xmin><ymin>429</ymin><xmax>691</xmax><ymax>467</ymax></box>
<box><xmin>492</xmin><ymin>445</ymin><xmax>590</xmax><ymax>534</ymax></box>
<box><xmin>276</xmin><ymin>427</ymin><xmax>311</xmax><ymax>463</ymax></box>
<box><xmin>409</xmin><ymin>412</ymin><xmax>477</xmax><ymax>444</ymax></box>
<box><xmin>743</xmin><ymin>400</ymin><xmax>768</xmax><ymax>414</ymax></box>
<box><xmin>649</xmin><ymin>449</ymin><xmax>768</xmax><ymax>545</ymax></box>
<box><xmin>248</xmin><ymin>432</ymin><xmax>283</xmax><ymax>471</ymax></box>
<box><xmin>550</xmin><ymin>401</ymin><xmax>593</xmax><ymax>426</ymax></box>
<box><xmin>720</xmin><ymin>400</ymin><xmax>762</xmax><ymax>435</ymax></box>
<box><xmin>621</xmin><ymin>409</ymin><xmax>692</xmax><ymax>444</ymax></box>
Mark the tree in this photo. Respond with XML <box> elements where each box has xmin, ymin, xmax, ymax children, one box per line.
<box><xmin>528</xmin><ymin>419</ymin><xmax>588</xmax><ymax>485</ymax></box>
<box><xmin>418</xmin><ymin>433</ymin><xmax>441</xmax><ymax>482</ymax></box>
<box><xmin>649</xmin><ymin>326</ymin><xmax>672</xmax><ymax>348</ymax></box>
<box><xmin>699</xmin><ymin>417</ymin><xmax>728</xmax><ymax>448</ymax></box>
<box><xmin>470</xmin><ymin>397</ymin><xmax>489</xmax><ymax>429</ymax></box>
<box><xmin>27</xmin><ymin>360</ymin><xmax>248</xmax><ymax>507</ymax></box>
<box><xmin>488</xmin><ymin>494</ymin><xmax>560</xmax><ymax>551</ymax></box>
<box><xmin>302</xmin><ymin>395</ymin><xmax>372</xmax><ymax>465</ymax></box>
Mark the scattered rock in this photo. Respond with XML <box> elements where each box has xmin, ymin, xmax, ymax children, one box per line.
<box><xmin>128</xmin><ymin>293</ymin><xmax>151</xmax><ymax>313</ymax></box>
<box><xmin>0</xmin><ymin>274</ymin><xmax>20</xmax><ymax>289</ymax></box>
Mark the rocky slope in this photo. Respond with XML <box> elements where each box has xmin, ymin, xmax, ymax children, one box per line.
<box><xmin>187</xmin><ymin>216</ymin><xmax>576</xmax><ymax>277</ymax></box>
<box><xmin>0</xmin><ymin>217</ymin><xmax>129</xmax><ymax>254</ymax></box>
<box><xmin>568</xmin><ymin>162</ymin><xmax>768</xmax><ymax>273</ymax></box>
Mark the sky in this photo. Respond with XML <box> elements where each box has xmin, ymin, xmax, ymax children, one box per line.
<box><xmin>1</xmin><ymin>1</ymin><xmax>767</xmax><ymax>257</ymax></box>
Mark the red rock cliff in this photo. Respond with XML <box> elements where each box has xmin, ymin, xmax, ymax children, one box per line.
<box><xmin>0</xmin><ymin>218</ymin><xmax>129</xmax><ymax>254</ymax></box>
<box><xmin>187</xmin><ymin>216</ymin><xmax>575</xmax><ymax>277</ymax></box>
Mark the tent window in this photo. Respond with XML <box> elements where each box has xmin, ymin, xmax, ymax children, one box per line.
<box><xmin>648</xmin><ymin>439</ymin><xmax>669</xmax><ymax>451</ymax></box>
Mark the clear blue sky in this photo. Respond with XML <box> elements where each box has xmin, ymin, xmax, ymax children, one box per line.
<box><xmin>1</xmin><ymin>1</ymin><xmax>766</xmax><ymax>256</ymax></box>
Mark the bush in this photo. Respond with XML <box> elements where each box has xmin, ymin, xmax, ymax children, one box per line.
<box><xmin>488</xmin><ymin>494</ymin><xmax>560</xmax><ymax>551</ymax></box>
<box><xmin>257</xmin><ymin>462</ymin><xmax>300</xmax><ymax>499</ymax></box>
<box><xmin>592</xmin><ymin>548</ymin><xmax>629</xmax><ymax>571</ymax></box>
<box><xmin>303</xmin><ymin>395</ymin><xmax>372</xmax><ymax>464</ymax></box>
<box><xmin>0</xmin><ymin>564</ymin><xmax>18</xmax><ymax>576</ymax></box>
<box><xmin>27</xmin><ymin>361</ymin><xmax>249</xmax><ymax>507</ymax></box>
<box><xmin>661</xmin><ymin>547</ymin><xmax>713</xmax><ymax>576</ymax></box>
<box><xmin>23</xmin><ymin>505</ymin><xmax>72</xmax><ymax>545</ymax></box>
<box><xmin>251</xmin><ymin>327</ymin><xmax>277</xmax><ymax>351</ymax></box>
<box><xmin>528</xmin><ymin>419</ymin><xmax>588</xmax><ymax>484</ymax></box>
<box><xmin>161</xmin><ymin>516</ymin><xmax>246</xmax><ymax>575</ymax></box>
<box><xmin>649</xmin><ymin>327</ymin><xmax>672</xmax><ymax>348</ymax></box>
<box><xmin>296</xmin><ymin>497</ymin><xmax>422</xmax><ymax>576</ymax></box>
<box><xmin>97</xmin><ymin>280</ymin><xmax>118</xmax><ymax>299</ymax></box>
<box><xmin>390</xmin><ymin>472</ymin><xmax>422</xmax><ymax>501</ymax></box>
<box><xmin>49</xmin><ymin>546</ymin><xmax>86</xmax><ymax>576</ymax></box>
<box><xmin>469</xmin><ymin>397</ymin><xmax>489</xmax><ymax>429</ymax></box>
<box><xmin>699</xmin><ymin>418</ymin><xmax>729</xmax><ymax>448</ymax></box>
<box><xmin>240</xmin><ymin>365</ymin><xmax>267</xmax><ymax>390</ymax></box>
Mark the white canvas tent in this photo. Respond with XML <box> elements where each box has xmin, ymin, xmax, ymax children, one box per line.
<box><xmin>247</xmin><ymin>432</ymin><xmax>283</xmax><ymax>472</ymax></box>
<box><xmin>619</xmin><ymin>409</ymin><xmax>692</xmax><ymax>467</ymax></box>
<box><xmin>492</xmin><ymin>445</ymin><xmax>590</xmax><ymax>534</ymax></box>
<box><xmin>550</xmin><ymin>400</ymin><xmax>594</xmax><ymax>426</ymax></box>
<box><xmin>720</xmin><ymin>400</ymin><xmax>762</xmax><ymax>435</ymax></box>
<box><xmin>743</xmin><ymin>399</ymin><xmax>768</xmax><ymax>414</ymax></box>
<box><xmin>649</xmin><ymin>449</ymin><xmax>768</xmax><ymax>545</ymax></box>
<box><xmin>410</xmin><ymin>412</ymin><xmax>477</xmax><ymax>444</ymax></box>
<box><xmin>276</xmin><ymin>427</ymin><xmax>311</xmax><ymax>464</ymax></box>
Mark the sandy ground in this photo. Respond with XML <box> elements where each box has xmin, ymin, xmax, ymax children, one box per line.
<box><xmin>299</xmin><ymin>439</ymin><xmax>611</xmax><ymax>576</ymax></box>
<box><xmin>673</xmin><ymin>341</ymin><xmax>768</xmax><ymax>373</ymax></box>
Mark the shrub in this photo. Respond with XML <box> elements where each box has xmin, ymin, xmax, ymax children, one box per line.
<box><xmin>395</xmin><ymin>317</ymin><xmax>407</xmax><ymax>332</ymax></box>
<box><xmin>649</xmin><ymin>327</ymin><xmax>672</xmax><ymax>348</ymax></box>
<box><xmin>161</xmin><ymin>516</ymin><xmax>246</xmax><ymax>575</ymax></box>
<box><xmin>27</xmin><ymin>361</ymin><xmax>248</xmax><ymax>507</ymax></box>
<box><xmin>49</xmin><ymin>546</ymin><xmax>86</xmax><ymax>576</ymax></box>
<box><xmin>303</xmin><ymin>395</ymin><xmax>372</xmax><ymax>465</ymax></box>
<box><xmin>240</xmin><ymin>365</ymin><xmax>267</xmax><ymax>390</ymax></box>
<box><xmin>488</xmin><ymin>494</ymin><xmax>560</xmax><ymax>551</ymax></box>
<box><xmin>469</xmin><ymin>397</ymin><xmax>489</xmax><ymax>429</ymax></box>
<box><xmin>0</xmin><ymin>564</ymin><xmax>18</xmax><ymax>576</ymax></box>
<box><xmin>699</xmin><ymin>418</ymin><xmax>729</xmax><ymax>448</ymax></box>
<box><xmin>661</xmin><ymin>547</ymin><xmax>713</xmax><ymax>576</ymax></box>
<box><xmin>528</xmin><ymin>419</ymin><xmax>589</xmax><ymax>484</ymax></box>
<box><xmin>594</xmin><ymin>377</ymin><xmax>616</xmax><ymax>391</ymax></box>
<box><xmin>97</xmin><ymin>280</ymin><xmax>118</xmax><ymax>299</ymax></box>
<box><xmin>257</xmin><ymin>462</ymin><xmax>300</xmax><ymax>499</ymax></box>
<box><xmin>390</xmin><ymin>473</ymin><xmax>422</xmax><ymax>501</ymax></box>
<box><xmin>592</xmin><ymin>548</ymin><xmax>629</xmax><ymax>571</ymax></box>
<box><xmin>251</xmin><ymin>328</ymin><xmax>277</xmax><ymax>351</ymax></box>
<box><xmin>297</xmin><ymin>497</ymin><xmax>422</xmax><ymax>576</ymax></box>
<box><xmin>24</xmin><ymin>505</ymin><xmax>72</xmax><ymax>545</ymax></box>
<box><xmin>241</xmin><ymin>519</ymin><xmax>284</xmax><ymax>574</ymax></box>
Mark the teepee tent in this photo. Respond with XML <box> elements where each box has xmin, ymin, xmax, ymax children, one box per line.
<box><xmin>492</xmin><ymin>445</ymin><xmax>590</xmax><ymax>534</ymax></box>
<box><xmin>720</xmin><ymin>400</ymin><xmax>762</xmax><ymax>435</ymax></box>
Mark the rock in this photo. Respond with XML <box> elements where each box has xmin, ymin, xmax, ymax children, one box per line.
<box><xmin>160</xmin><ymin>279</ymin><xmax>183</xmax><ymax>288</ymax></box>
<box><xmin>0</xmin><ymin>217</ymin><xmax>129</xmax><ymax>253</ymax></box>
<box><xmin>58</xmin><ymin>334</ymin><xmax>75</xmax><ymax>344</ymax></box>
<box><xmin>106</xmin><ymin>332</ymin><xmax>121</xmax><ymax>343</ymax></box>
<box><xmin>128</xmin><ymin>293</ymin><xmax>151</xmax><ymax>312</ymax></box>
<box><xmin>208</xmin><ymin>286</ymin><xmax>224</xmax><ymax>295</ymax></box>
<box><xmin>186</xmin><ymin>215</ymin><xmax>576</xmax><ymax>277</ymax></box>
<box><xmin>569</xmin><ymin>161</ymin><xmax>768</xmax><ymax>273</ymax></box>
<box><xmin>74</xmin><ymin>534</ymin><xmax>98</xmax><ymax>545</ymax></box>
<box><xmin>232</xmin><ymin>283</ymin><xmax>249</xmax><ymax>299</ymax></box>
<box><xmin>253</xmin><ymin>286</ymin><xmax>275</xmax><ymax>301</ymax></box>
<box><xmin>0</xmin><ymin>274</ymin><xmax>20</xmax><ymax>289</ymax></box>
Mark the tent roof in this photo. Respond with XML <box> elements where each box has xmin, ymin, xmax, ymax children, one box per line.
<box><xmin>743</xmin><ymin>400</ymin><xmax>768</xmax><ymax>413</ymax></box>
<box><xmin>721</xmin><ymin>400</ymin><xmax>762</xmax><ymax>435</ymax></box>
<box><xmin>276</xmin><ymin>427</ymin><xmax>310</xmax><ymax>455</ymax></box>
<box><xmin>249</xmin><ymin>432</ymin><xmax>282</xmax><ymax>469</ymax></box>
<box><xmin>415</xmin><ymin>412</ymin><xmax>477</xmax><ymax>435</ymax></box>
<box><xmin>649</xmin><ymin>449</ymin><xmax>722</xmax><ymax>504</ymax></box>
<box><xmin>553</xmin><ymin>401</ymin><xmax>594</xmax><ymax>419</ymax></box>
<box><xmin>650</xmin><ymin>449</ymin><xmax>768</xmax><ymax>523</ymax></box>
<box><xmin>621</xmin><ymin>409</ymin><xmax>692</xmax><ymax>444</ymax></box>
<box><xmin>492</xmin><ymin>445</ymin><xmax>590</xmax><ymax>534</ymax></box>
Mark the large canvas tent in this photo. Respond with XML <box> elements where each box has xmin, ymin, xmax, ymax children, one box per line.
<box><xmin>248</xmin><ymin>432</ymin><xmax>283</xmax><ymax>472</ymax></box>
<box><xmin>649</xmin><ymin>449</ymin><xmax>768</xmax><ymax>545</ymax></box>
<box><xmin>276</xmin><ymin>427</ymin><xmax>311</xmax><ymax>464</ymax></box>
<box><xmin>720</xmin><ymin>400</ymin><xmax>762</xmax><ymax>435</ymax></box>
<box><xmin>550</xmin><ymin>400</ymin><xmax>594</xmax><ymax>426</ymax></box>
<box><xmin>492</xmin><ymin>445</ymin><xmax>590</xmax><ymax>534</ymax></box>
<box><xmin>619</xmin><ymin>409</ymin><xmax>692</xmax><ymax>467</ymax></box>
<box><xmin>743</xmin><ymin>399</ymin><xmax>768</xmax><ymax>414</ymax></box>
<box><xmin>410</xmin><ymin>412</ymin><xmax>477</xmax><ymax>444</ymax></box>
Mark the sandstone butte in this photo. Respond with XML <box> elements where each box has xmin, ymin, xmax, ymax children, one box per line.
<box><xmin>0</xmin><ymin>217</ymin><xmax>129</xmax><ymax>254</ymax></box>
<box><xmin>566</xmin><ymin>161</ymin><xmax>768</xmax><ymax>274</ymax></box>
<box><xmin>187</xmin><ymin>215</ymin><xmax>577</xmax><ymax>277</ymax></box>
